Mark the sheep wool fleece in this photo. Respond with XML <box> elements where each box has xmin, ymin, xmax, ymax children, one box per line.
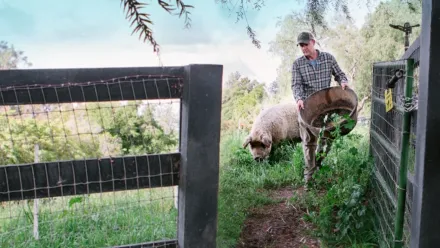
<box><xmin>297</xmin><ymin>115</ymin><xmax>333</xmax><ymax>183</ymax></box>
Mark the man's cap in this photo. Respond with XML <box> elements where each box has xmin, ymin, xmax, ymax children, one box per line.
<box><xmin>297</xmin><ymin>31</ymin><xmax>315</xmax><ymax>45</ymax></box>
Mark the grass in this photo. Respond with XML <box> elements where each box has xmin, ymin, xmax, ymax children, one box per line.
<box><xmin>294</xmin><ymin>126</ymin><xmax>379</xmax><ymax>247</ymax></box>
<box><xmin>216</xmin><ymin>124</ymin><xmax>379</xmax><ymax>248</ymax></box>
<box><xmin>1</xmin><ymin>124</ymin><xmax>378</xmax><ymax>248</ymax></box>
<box><xmin>0</xmin><ymin>187</ymin><xmax>177</xmax><ymax>247</ymax></box>
<box><xmin>216</xmin><ymin>130</ymin><xmax>304</xmax><ymax>248</ymax></box>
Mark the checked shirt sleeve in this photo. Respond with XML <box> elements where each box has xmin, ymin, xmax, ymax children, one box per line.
<box><xmin>291</xmin><ymin>61</ymin><xmax>306</xmax><ymax>101</ymax></box>
<box><xmin>330</xmin><ymin>55</ymin><xmax>348</xmax><ymax>85</ymax></box>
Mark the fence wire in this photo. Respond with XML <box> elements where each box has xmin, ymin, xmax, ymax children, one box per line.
<box><xmin>370</xmin><ymin>59</ymin><xmax>418</xmax><ymax>248</ymax></box>
<box><xmin>0</xmin><ymin>75</ymin><xmax>182</xmax><ymax>247</ymax></box>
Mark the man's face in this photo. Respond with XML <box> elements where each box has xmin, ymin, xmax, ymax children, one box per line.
<box><xmin>299</xmin><ymin>40</ymin><xmax>315</xmax><ymax>56</ymax></box>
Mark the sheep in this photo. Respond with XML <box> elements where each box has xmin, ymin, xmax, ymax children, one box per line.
<box><xmin>242</xmin><ymin>92</ymin><xmax>371</xmax><ymax>162</ymax></box>
<box><xmin>242</xmin><ymin>102</ymin><xmax>301</xmax><ymax>161</ymax></box>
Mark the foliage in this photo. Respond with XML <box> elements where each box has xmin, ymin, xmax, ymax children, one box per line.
<box><xmin>120</xmin><ymin>0</ymin><xmax>193</xmax><ymax>53</ymax></box>
<box><xmin>268</xmin><ymin>10</ymin><xmax>332</xmax><ymax>99</ymax></box>
<box><xmin>221</xmin><ymin>72</ymin><xmax>268</xmax><ymax>133</ymax></box>
<box><xmin>354</xmin><ymin>0</ymin><xmax>422</xmax><ymax>97</ymax></box>
<box><xmin>0</xmin><ymin>0</ymin><xmax>425</xmax><ymax>245</ymax></box>
<box><xmin>295</xmin><ymin>115</ymin><xmax>377</xmax><ymax>247</ymax></box>
<box><xmin>323</xmin><ymin>21</ymin><xmax>364</xmax><ymax>85</ymax></box>
<box><xmin>215</xmin><ymin>0</ymin><xmax>265</xmax><ymax>48</ymax></box>
<box><xmin>267</xmin><ymin>80</ymin><xmax>279</xmax><ymax>96</ymax></box>
<box><xmin>269</xmin><ymin>0</ymin><xmax>422</xmax><ymax>101</ymax></box>
<box><xmin>120</xmin><ymin>0</ymin><xmax>423</xmax><ymax>52</ymax></box>
<box><xmin>0</xmin><ymin>114</ymin><xmax>100</xmax><ymax>165</ymax></box>
<box><xmin>216</xmin><ymin>122</ymin><xmax>377</xmax><ymax>247</ymax></box>
<box><xmin>88</xmin><ymin>102</ymin><xmax>178</xmax><ymax>155</ymax></box>
<box><xmin>0</xmin><ymin>41</ymin><xmax>32</xmax><ymax>69</ymax></box>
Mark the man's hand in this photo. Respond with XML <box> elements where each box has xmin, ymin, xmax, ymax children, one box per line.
<box><xmin>297</xmin><ymin>100</ymin><xmax>304</xmax><ymax>111</ymax></box>
<box><xmin>341</xmin><ymin>82</ymin><xmax>349</xmax><ymax>90</ymax></box>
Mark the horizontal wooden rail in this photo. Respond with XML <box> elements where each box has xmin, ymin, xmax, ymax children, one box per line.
<box><xmin>0</xmin><ymin>152</ymin><xmax>180</xmax><ymax>202</ymax></box>
<box><xmin>113</xmin><ymin>239</ymin><xmax>177</xmax><ymax>248</ymax></box>
<box><xmin>0</xmin><ymin>66</ymin><xmax>185</xmax><ymax>104</ymax></box>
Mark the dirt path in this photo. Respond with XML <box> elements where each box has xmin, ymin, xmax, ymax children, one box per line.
<box><xmin>236</xmin><ymin>187</ymin><xmax>321</xmax><ymax>248</ymax></box>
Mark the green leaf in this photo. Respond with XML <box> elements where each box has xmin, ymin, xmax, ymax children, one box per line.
<box><xmin>69</xmin><ymin>197</ymin><xmax>84</xmax><ymax>207</ymax></box>
<box><xmin>349</xmin><ymin>147</ymin><xmax>358</xmax><ymax>155</ymax></box>
<box><xmin>343</xmin><ymin>120</ymin><xmax>356</xmax><ymax>130</ymax></box>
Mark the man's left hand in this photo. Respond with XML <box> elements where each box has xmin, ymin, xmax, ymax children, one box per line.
<box><xmin>341</xmin><ymin>82</ymin><xmax>349</xmax><ymax>90</ymax></box>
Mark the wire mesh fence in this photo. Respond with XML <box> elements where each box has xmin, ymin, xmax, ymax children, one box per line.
<box><xmin>370</xmin><ymin>58</ymin><xmax>418</xmax><ymax>248</ymax></box>
<box><xmin>0</xmin><ymin>73</ymin><xmax>183</xmax><ymax>247</ymax></box>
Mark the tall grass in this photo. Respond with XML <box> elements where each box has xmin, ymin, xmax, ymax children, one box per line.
<box><xmin>296</xmin><ymin>126</ymin><xmax>378</xmax><ymax>247</ymax></box>
<box><xmin>0</xmin><ymin>187</ymin><xmax>177</xmax><ymax>248</ymax></box>
<box><xmin>216</xmin><ymin>125</ymin><xmax>378</xmax><ymax>247</ymax></box>
<box><xmin>216</xmin><ymin>130</ymin><xmax>304</xmax><ymax>247</ymax></box>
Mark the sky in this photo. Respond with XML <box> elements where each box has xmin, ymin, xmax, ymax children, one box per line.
<box><xmin>0</xmin><ymin>0</ymin><xmax>380</xmax><ymax>85</ymax></box>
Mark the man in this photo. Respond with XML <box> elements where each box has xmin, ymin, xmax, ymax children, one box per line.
<box><xmin>291</xmin><ymin>31</ymin><xmax>349</xmax><ymax>186</ymax></box>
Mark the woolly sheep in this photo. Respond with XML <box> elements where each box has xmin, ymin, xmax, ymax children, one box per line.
<box><xmin>242</xmin><ymin>102</ymin><xmax>301</xmax><ymax>161</ymax></box>
<box><xmin>242</xmin><ymin>94</ymin><xmax>370</xmax><ymax>161</ymax></box>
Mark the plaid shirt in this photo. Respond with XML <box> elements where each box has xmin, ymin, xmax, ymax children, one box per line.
<box><xmin>291</xmin><ymin>50</ymin><xmax>348</xmax><ymax>101</ymax></box>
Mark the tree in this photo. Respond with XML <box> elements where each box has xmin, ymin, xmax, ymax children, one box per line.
<box><xmin>120</xmin><ymin>0</ymin><xmax>420</xmax><ymax>52</ymax></box>
<box><xmin>0</xmin><ymin>41</ymin><xmax>32</xmax><ymax>69</ymax></box>
<box><xmin>0</xmin><ymin>41</ymin><xmax>33</xmax><ymax>115</ymax></box>
<box><xmin>353</xmin><ymin>0</ymin><xmax>422</xmax><ymax>97</ymax></box>
<box><xmin>267</xmin><ymin>80</ymin><xmax>279</xmax><ymax>96</ymax></box>
<box><xmin>324</xmin><ymin>20</ymin><xmax>364</xmax><ymax>89</ymax></box>
<box><xmin>225</xmin><ymin>71</ymin><xmax>242</xmax><ymax>88</ymax></box>
<box><xmin>221</xmin><ymin>72</ymin><xmax>268</xmax><ymax>133</ymax></box>
<box><xmin>267</xmin><ymin>0</ymin><xmax>422</xmax><ymax>102</ymax></box>
<box><xmin>0</xmin><ymin>114</ymin><xmax>101</xmax><ymax>165</ymax></box>
<box><xmin>88</xmin><ymin>102</ymin><xmax>179</xmax><ymax>155</ymax></box>
<box><xmin>268</xmin><ymin>10</ymin><xmax>333</xmax><ymax>100</ymax></box>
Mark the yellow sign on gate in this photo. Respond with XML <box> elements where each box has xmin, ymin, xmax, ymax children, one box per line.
<box><xmin>385</xmin><ymin>88</ymin><xmax>393</xmax><ymax>112</ymax></box>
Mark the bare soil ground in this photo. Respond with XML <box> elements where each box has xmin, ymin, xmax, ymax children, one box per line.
<box><xmin>236</xmin><ymin>186</ymin><xmax>321</xmax><ymax>248</ymax></box>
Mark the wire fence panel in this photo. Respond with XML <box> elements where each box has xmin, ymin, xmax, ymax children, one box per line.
<box><xmin>370</xmin><ymin>59</ymin><xmax>418</xmax><ymax>248</ymax></box>
<box><xmin>0</xmin><ymin>72</ymin><xmax>182</xmax><ymax>247</ymax></box>
<box><xmin>400</xmin><ymin>38</ymin><xmax>420</xmax><ymax>248</ymax></box>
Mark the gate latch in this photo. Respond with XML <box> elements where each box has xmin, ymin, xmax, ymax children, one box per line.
<box><xmin>386</xmin><ymin>69</ymin><xmax>405</xmax><ymax>89</ymax></box>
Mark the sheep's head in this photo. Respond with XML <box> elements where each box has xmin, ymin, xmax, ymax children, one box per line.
<box><xmin>242</xmin><ymin>134</ymin><xmax>272</xmax><ymax>162</ymax></box>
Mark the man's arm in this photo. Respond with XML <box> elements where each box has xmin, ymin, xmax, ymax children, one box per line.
<box><xmin>292</xmin><ymin>61</ymin><xmax>305</xmax><ymax>101</ymax></box>
<box><xmin>330</xmin><ymin>54</ymin><xmax>349</xmax><ymax>85</ymax></box>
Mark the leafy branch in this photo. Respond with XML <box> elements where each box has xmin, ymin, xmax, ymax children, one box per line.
<box><xmin>0</xmin><ymin>41</ymin><xmax>32</xmax><ymax>70</ymax></box>
<box><xmin>121</xmin><ymin>0</ymin><xmax>193</xmax><ymax>53</ymax></box>
<box><xmin>217</xmin><ymin>0</ymin><xmax>353</xmax><ymax>49</ymax></box>
<box><xmin>217</xmin><ymin>0</ymin><xmax>264</xmax><ymax>48</ymax></box>
<box><xmin>120</xmin><ymin>0</ymin><xmax>417</xmax><ymax>52</ymax></box>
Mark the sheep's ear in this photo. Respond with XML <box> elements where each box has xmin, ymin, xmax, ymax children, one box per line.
<box><xmin>242</xmin><ymin>136</ymin><xmax>251</xmax><ymax>149</ymax></box>
<box><xmin>261</xmin><ymin>136</ymin><xmax>272</xmax><ymax>148</ymax></box>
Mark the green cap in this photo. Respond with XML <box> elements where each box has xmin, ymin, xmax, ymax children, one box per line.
<box><xmin>297</xmin><ymin>31</ymin><xmax>314</xmax><ymax>45</ymax></box>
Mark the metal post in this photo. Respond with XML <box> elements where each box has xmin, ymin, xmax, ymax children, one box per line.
<box><xmin>410</xmin><ymin>1</ymin><xmax>440</xmax><ymax>247</ymax></box>
<box><xmin>178</xmin><ymin>64</ymin><xmax>223</xmax><ymax>248</ymax></box>
<box><xmin>389</xmin><ymin>22</ymin><xmax>420</xmax><ymax>52</ymax></box>
<box><xmin>393</xmin><ymin>58</ymin><xmax>414</xmax><ymax>248</ymax></box>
